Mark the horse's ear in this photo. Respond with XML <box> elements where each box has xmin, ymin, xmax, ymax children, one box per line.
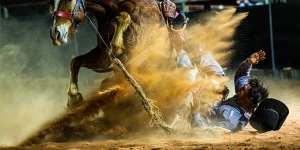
<box><xmin>49</xmin><ymin>0</ymin><xmax>58</xmax><ymax>14</ymax></box>
<box><xmin>49</xmin><ymin>0</ymin><xmax>54</xmax><ymax>13</ymax></box>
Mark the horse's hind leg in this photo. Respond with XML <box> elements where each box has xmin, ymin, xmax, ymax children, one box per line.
<box><xmin>68</xmin><ymin>47</ymin><xmax>111</xmax><ymax>108</ymax></box>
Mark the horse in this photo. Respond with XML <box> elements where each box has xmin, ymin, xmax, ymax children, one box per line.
<box><xmin>49</xmin><ymin>0</ymin><xmax>191</xmax><ymax>133</ymax></box>
<box><xmin>50</xmin><ymin>0</ymin><xmax>168</xmax><ymax>106</ymax></box>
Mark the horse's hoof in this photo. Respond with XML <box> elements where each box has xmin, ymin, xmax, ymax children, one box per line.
<box><xmin>67</xmin><ymin>93</ymin><xmax>83</xmax><ymax>109</ymax></box>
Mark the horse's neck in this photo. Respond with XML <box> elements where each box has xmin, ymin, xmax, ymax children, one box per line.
<box><xmin>95</xmin><ymin>17</ymin><xmax>115</xmax><ymax>45</ymax></box>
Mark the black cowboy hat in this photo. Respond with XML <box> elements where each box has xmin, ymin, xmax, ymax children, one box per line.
<box><xmin>249</xmin><ymin>98</ymin><xmax>289</xmax><ymax>133</ymax></box>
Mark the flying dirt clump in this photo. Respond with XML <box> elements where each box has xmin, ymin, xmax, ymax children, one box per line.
<box><xmin>19</xmin><ymin>87</ymin><xmax>121</xmax><ymax>146</ymax></box>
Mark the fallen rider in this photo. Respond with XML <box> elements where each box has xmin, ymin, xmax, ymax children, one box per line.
<box><xmin>192</xmin><ymin>50</ymin><xmax>290</xmax><ymax>133</ymax></box>
<box><xmin>193</xmin><ymin>50</ymin><xmax>269</xmax><ymax>132</ymax></box>
<box><xmin>160</xmin><ymin>1</ymin><xmax>288</xmax><ymax>132</ymax></box>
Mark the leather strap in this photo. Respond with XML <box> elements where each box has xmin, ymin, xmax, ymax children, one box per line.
<box><xmin>54</xmin><ymin>10</ymin><xmax>72</xmax><ymax>20</ymax></box>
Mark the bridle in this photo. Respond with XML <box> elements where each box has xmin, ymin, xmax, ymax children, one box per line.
<box><xmin>51</xmin><ymin>0</ymin><xmax>110</xmax><ymax>48</ymax></box>
<box><xmin>53</xmin><ymin>0</ymin><xmax>86</xmax><ymax>25</ymax></box>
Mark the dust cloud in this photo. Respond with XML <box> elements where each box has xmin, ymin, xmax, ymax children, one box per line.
<box><xmin>97</xmin><ymin>7</ymin><xmax>300</xmax><ymax>143</ymax></box>
<box><xmin>78</xmin><ymin>8</ymin><xmax>247</xmax><ymax>138</ymax></box>
<box><xmin>185</xmin><ymin>8</ymin><xmax>248</xmax><ymax>66</ymax></box>
<box><xmin>0</xmin><ymin>14</ymin><xmax>101</xmax><ymax>146</ymax></box>
<box><xmin>0</xmin><ymin>17</ymin><xmax>66</xmax><ymax>146</ymax></box>
<box><xmin>120</xmin><ymin>7</ymin><xmax>247</xmax><ymax>121</ymax></box>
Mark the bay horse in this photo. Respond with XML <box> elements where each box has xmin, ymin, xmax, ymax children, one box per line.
<box><xmin>50</xmin><ymin>0</ymin><xmax>179</xmax><ymax>132</ymax></box>
<box><xmin>50</xmin><ymin>0</ymin><xmax>165</xmax><ymax>105</ymax></box>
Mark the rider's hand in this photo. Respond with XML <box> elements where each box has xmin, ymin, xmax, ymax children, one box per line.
<box><xmin>248</xmin><ymin>50</ymin><xmax>266</xmax><ymax>65</ymax></box>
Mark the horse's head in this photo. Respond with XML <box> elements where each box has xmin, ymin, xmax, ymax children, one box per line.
<box><xmin>50</xmin><ymin>0</ymin><xmax>85</xmax><ymax>46</ymax></box>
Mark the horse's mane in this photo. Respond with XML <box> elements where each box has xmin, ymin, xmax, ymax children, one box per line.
<box><xmin>53</xmin><ymin>0</ymin><xmax>60</xmax><ymax>11</ymax></box>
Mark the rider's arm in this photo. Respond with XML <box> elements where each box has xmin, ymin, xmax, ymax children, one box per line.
<box><xmin>234</xmin><ymin>50</ymin><xmax>266</xmax><ymax>93</ymax></box>
<box><xmin>234</xmin><ymin>59</ymin><xmax>252</xmax><ymax>93</ymax></box>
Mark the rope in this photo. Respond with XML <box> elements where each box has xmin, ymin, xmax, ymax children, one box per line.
<box><xmin>86</xmin><ymin>13</ymin><xmax>173</xmax><ymax>133</ymax></box>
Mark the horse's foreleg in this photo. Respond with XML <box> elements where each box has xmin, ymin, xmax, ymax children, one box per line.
<box><xmin>68</xmin><ymin>47</ymin><xmax>112</xmax><ymax>108</ymax></box>
<box><xmin>68</xmin><ymin>55</ymin><xmax>84</xmax><ymax>107</ymax></box>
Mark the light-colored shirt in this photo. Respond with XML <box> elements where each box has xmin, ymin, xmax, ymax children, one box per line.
<box><xmin>197</xmin><ymin>52</ymin><xmax>225</xmax><ymax>76</ymax></box>
<box><xmin>176</xmin><ymin>49</ymin><xmax>224</xmax><ymax>76</ymax></box>
<box><xmin>176</xmin><ymin>49</ymin><xmax>193</xmax><ymax>68</ymax></box>
<box><xmin>213</xmin><ymin>104</ymin><xmax>250</xmax><ymax>131</ymax></box>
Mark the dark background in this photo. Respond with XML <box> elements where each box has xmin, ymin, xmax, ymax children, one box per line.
<box><xmin>1</xmin><ymin>0</ymin><xmax>299</xmax><ymax>70</ymax></box>
<box><xmin>231</xmin><ymin>2</ymin><xmax>300</xmax><ymax>69</ymax></box>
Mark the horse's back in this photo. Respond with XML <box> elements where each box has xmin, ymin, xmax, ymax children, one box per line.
<box><xmin>116</xmin><ymin>0</ymin><xmax>163</xmax><ymax>25</ymax></box>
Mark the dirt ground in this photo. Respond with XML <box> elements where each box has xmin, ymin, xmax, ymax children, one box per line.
<box><xmin>1</xmin><ymin>80</ymin><xmax>300</xmax><ymax>150</ymax></box>
<box><xmin>2</xmin><ymin>116</ymin><xmax>300</xmax><ymax>150</ymax></box>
